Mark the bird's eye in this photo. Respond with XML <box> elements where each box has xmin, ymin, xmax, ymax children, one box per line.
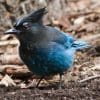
<box><xmin>22</xmin><ymin>22</ymin><xmax>30</xmax><ymax>29</ymax></box>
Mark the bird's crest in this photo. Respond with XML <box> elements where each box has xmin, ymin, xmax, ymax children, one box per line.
<box><xmin>28</xmin><ymin>7</ymin><xmax>48</xmax><ymax>22</ymax></box>
<box><xmin>15</xmin><ymin>7</ymin><xmax>48</xmax><ymax>27</ymax></box>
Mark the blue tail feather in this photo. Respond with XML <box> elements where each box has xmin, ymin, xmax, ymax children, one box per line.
<box><xmin>72</xmin><ymin>40</ymin><xmax>91</xmax><ymax>50</ymax></box>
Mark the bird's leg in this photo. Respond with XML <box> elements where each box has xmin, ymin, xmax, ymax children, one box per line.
<box><xmin>58</xmin><ymin>73</ymin><xmax>63</xmax><ymax>89</ymax></box>
<box><xmin>36</xmin><ymin>76</ymin><xmax>44</xmax><ymax>88</ymax></box>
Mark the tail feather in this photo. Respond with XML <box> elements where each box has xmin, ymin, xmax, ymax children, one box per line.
<box><xmin>72</xmin><ymin>40</ymin><xmax>91</xmax><ymax>50</ymax></box>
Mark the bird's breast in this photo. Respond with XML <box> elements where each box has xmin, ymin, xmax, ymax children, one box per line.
<box><xmin>19</xmin><ymin>42</ymin><xmax>75</xmax><ymax>75</ymax></box>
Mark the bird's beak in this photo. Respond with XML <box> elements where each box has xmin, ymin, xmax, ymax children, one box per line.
<box><xmin>4</xmin><ymin>28</ymin><xmax>21</xmax><ymax>34</ymax></box>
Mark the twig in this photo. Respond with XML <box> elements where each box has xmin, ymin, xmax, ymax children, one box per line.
<box><xmin>79</xmin><ymin>34</ymin><xmax>100</xmax><ymax>42</ymax></box>
<box><xmin>79</xmin><ymin>75</ymin><xmax>100</xmax><ymax>83</ymax></box>
<box><xmin>0</xmin><ymin>54</ymin><xmax>23</xmax><ymax>65</ymax></box>
<box><xmin>67</xmin><ymin>11</ymin><xmax>100</xmax><ymax>18</ymax></box>
<box><xmin>0</xmin><ymin>40</ymin><xmax>19</xmax><ymax>47</ymax></box>
<box><xmin>0</xmin><ymin>65</ymin><xmax>32</xmax><ymax>78</ymax></box>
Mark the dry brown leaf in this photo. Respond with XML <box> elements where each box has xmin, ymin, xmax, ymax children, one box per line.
<box><xmin>0</xmin><ymin>74</ymin><xmax>16</xmax><ymax>87</ymax></box>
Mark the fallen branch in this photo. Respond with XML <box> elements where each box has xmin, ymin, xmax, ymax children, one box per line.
<box><xmin>0</xmin><ymin>54</ymin><xmax>23</xmax><ymax>65</ymax></box>
<box><xmin>79</xmin><ymin>34</ymin><xmax>100</xmax><ymax>42</ymax></box>
<box><xmin>67</xmin><ymin>10</ymin><xmax>100</xmax><ymax>18</ymax></box>
<box><xmin>0</xmin><ymin>65</ymin><xmax>25</xmax><ymax>71</ymax></box>
<box><xmin>79</xmin><ymin>75</ymin><xmax>100</xmax><ymax>83</ymax></box>
<box><xmin>0</xmin><ymin>65</ymin><xmax>32</xmax><ymax>78</ymax></box>
<box><xmin>0</xmin><ymin>40</ymin><xmax>19</xmax><ymax>47</ymax></box>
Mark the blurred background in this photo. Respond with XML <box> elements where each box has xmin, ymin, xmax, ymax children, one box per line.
<box><xmin>0</xmin><ymin>0</ymin><xmax>100</xmax><ymax>99</ymax></box>
<box><xmin>0</xmin><ymin>0</ymin><xmax>100</xmax><ymax>88</ymax></box>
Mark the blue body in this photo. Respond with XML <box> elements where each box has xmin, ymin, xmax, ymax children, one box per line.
<box><xmin>19</xmin><ymin>25</ymin><xmax>90</xmax><ymax>76</ymax></box>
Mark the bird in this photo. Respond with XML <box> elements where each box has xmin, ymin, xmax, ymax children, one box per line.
<box><xmin>4</xmin><ymin>7</ymin><xmax>90</xmax><ymax>88</ymax></box>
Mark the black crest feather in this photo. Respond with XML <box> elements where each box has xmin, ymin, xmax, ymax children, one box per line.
<box><xmin>27</xmin><ymin>7</ymin><xmax>48</xmax><ymax>23</ymax></box>
<box><xmin>15</xmin><ymin>7</ymin><xmax>48</xmax><ymax>27</ymax></box>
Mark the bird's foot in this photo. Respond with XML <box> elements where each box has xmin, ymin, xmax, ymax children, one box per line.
<box><xmin>26</xmin><ymin>84</ymin><xmax>34</xmax><ymax>88</ymax></box>
<box><xmin>25</xmin><ymin>79</ymin><xmax>36</xmax><ymax>88</ymax></box>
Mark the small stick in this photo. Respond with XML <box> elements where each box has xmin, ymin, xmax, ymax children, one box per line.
<box><xmin>0</xmin><ymin>40</ymin><xmax>19</xmax><ymax>47</ymax></box>
<box><xmin>79</xmin><ymin>75</ymin><xmax>100</xmax><ymax>83</ymax></box>
<box><xmin>0</xmin><ymin>54</ymin><xmax>23</xmax><ymax>65</ymax></box>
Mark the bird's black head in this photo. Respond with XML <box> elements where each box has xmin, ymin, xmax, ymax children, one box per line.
<box><xmin>4</xmin><ymin>7</ymin><xmax>47</xmax><ymax>37</ymax></box>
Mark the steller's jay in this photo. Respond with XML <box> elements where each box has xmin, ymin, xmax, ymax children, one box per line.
<box><xmin>4</xmin><ymin>8</ymin><xmax>90</xmax><ymax>88</ymax></box>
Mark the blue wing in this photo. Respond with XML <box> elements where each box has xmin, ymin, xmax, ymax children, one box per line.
<box><xmin>50</xmin><ymin>30</ymin><xmax>90</xmax><ymax>50</ymax></box>
<box><xmin>45</xmin><ymin>26</ymin><xmax>75</xmax><ymax>48</ymax></box>
<box><xmin>45</xmin><ymin>26</ymin><xmax>90</xmax><ymax>50</ymax></box>
<box><xmin>54</xmin><ymin>32</ymin><xmax>75</xmax><ymax>48</ymax></box>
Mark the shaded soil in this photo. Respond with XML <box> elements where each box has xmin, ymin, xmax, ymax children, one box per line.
<box><xmin>0</xmin><ymin>79</ymin><xmax>100</xmax><ymax>100</ymax></box>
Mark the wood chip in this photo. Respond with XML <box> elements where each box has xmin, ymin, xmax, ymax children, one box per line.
<box><xmin>0</xmin><ymin>74</ymin><xmax>16</xmax><ymax>87</ymax></box>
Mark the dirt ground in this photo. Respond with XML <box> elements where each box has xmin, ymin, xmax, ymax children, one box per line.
<box><xmin>0</xmin><ymin>79</ymin><xmax>99</xmax><ymax>100</ymax></box>
<box><xmin>0</xmin><ymin>0</ymin><xmax>100</xmax><ymax>100</ymax></box>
